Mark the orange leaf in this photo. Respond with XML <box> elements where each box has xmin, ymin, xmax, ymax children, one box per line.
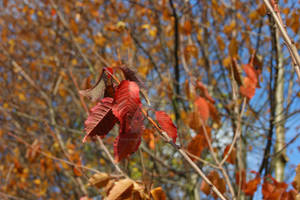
<box><xmin>223</xmin><ymin>144</ymin><xmax>236</xmax><ymax>164</ymax></box>
<box><xmin>244</xmin><ymin>175</ymin><xmax>261</xmax><ymax>196</ymax></box>
<box><xmin>182</xmin><ymin>20</ymin><xmax>192</xmax><ymax>35</ymax></box>
<box><xmin>151</xmin><ymin>187</ymin><xmax>166</xmax><ymax>200</ymax></box>
<box><xmin>240</xmin><ymin>77</ymin><xmax>256</xmax><ymax>99</ymax></box>
<box><xmin>194</xmin><ymin>97</ymin><xmax>210</xmax><ymax>122</ymax></box>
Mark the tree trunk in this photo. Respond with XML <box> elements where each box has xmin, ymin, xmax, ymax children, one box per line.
<box><xmin>274</xmin><ymin>27</ymin><xmax>286</xmax><ymax>182</ymax></box>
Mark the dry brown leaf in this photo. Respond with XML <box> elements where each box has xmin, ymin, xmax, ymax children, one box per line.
<box><xmin>107</xmin><ymin>178</ymin><xmax>134</xmax><ymax>200</ymax></box>
<box><xmin>88</xmin><ymin>172</ymin><xmax>110</xmax><ymax>189</ymax></box>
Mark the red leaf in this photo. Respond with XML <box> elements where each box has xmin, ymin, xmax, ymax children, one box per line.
<box><xmin>223</xmin><ymin>144</ymin><xmax>236</xmax><ymax>164</ymax></box>
<box><xmin>112</xmin><ymin>80</ymin><xmax>141</xmax><ymax>122</ymax></box>
<box><xmin>187</xmin><ymin>134</ymin><xmax>205</xmax><ymax>160</ymax></box>
<box><xmin>244</xmin><ymin>175</ymin><xmax>261</xmax><ymax>196</ymax></box>
<box><xmin>83</xmin><ymin>97</ymin><xmax>118</xmax><ymax>143</ymax></box>
<box><xmin>114</xmin><ymin>110</ymin><xmax>144</xmax><ymax>162</ymax></box>
<box><xmin>194</xmin><ymin>97</ymin><xmax>210</xmax><ymax>122</ymax></box>
<box><xmin>196</xmin><ymin>81</ymin><xmax>215</xmax><ymax>103</ymax></box>
<box><xmin>243</xmin><ymin>64</ymin><xmax>258</xmax><ymax>87</ymax></box>
<box><xmin>240</xmin><ymin>77</ymin><xmax>256</xmax><ymax>99</ymax></box>
<box><xmin>114</xmin><ymin>133</ymin><xmax>141</xmax><ymax>162</ymax></box>
<box><xmin>207</xmin><ymin>102</ymin><xmax>220</xmax><ymax>124</ymax></box>
<box><xmin>119</xmin><ymin>66</ymin><xmax>145</xmax><ymax>89</ymax></box>
<box><xmin>155</xmin><ymin>111</ymin><xmax>177</xmax><ymax>143</ymax></box>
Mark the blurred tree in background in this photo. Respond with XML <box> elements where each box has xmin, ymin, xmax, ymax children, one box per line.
<box><xmin>0</xmin><ymin>0</ymin><xmax>300</xmax><ymax>199</ymax></box>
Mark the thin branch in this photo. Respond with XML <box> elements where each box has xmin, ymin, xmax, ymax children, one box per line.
<box><xmin>263</xmin><ymin>0</ymin><xmax>300</xmax><ymax>80</ymax></box>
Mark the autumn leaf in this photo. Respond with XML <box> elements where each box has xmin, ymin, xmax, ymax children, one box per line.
<box><xmin>112</xmin><ymin>80</ymin><xmax>141</xmax><ymax>122</ymax></box>
<box><xmin>207</xmin><ymin>102</ymin><xmax>220</xmax><ymax>125</ymax></box>
<box><xmin>155</xmin><ymin>111</ymin><xmax>177</xmax><ymax>143</ymax></box>
<box><xmin>223</xmin><ymin>144</ymin><xmax>236</xmax><ymax>164</ymax></box>
<box><xmin>187</xmin><ymin>134</ymin><xmax>205</xmax><ymax>160</ymax></box>
<box><xmin>201</xmin><ymin>171</ymin><xmax>226</xmax><ymax>199</ymax></box>
<box><xmin>243</xmin><ymin>64</ymin><xmax>258</xmax><ymax>87</ymax></box>
<box><xmin>119</xmin><ymin>66</ymin><xmax>145</xmax><ymax>89</ymax></box>
<box><xmin>114</xmin><ymin>109</ymin><xmax>144</xmax><ymax>162</ymax></box>
<box><xmin>80</xmin><ymin>68</ymin><xmax>115</xmax><ymax>101</ymax></box>
<box><xmin>196</xmin><ymin>81</ymin><xmax>215</xmax><ymax>103</ymax></box>
<box><xmin>107</xmin><ymin>178</ymin><xmax>134</xmax><ymax>200</ymax></box>
<box><xmin>88</xmin><ymin>172</ymin><xmax>111</xmax><ymax>188</ymax></box>
<box><xmin>114</xmin><ymin>131</ymin><xmax>142</xmax><ymax>162</ymax></box>
<box><xmin>194</xmin><ymin>97</ymin><xmax>210</xmax><ymax>122</ymax></box>
<box><xmin>243</xmin><ymin>174</ymin><xmax>261</xmax><ymax>196</ymax></box>
<box><xmin>240</xmin><ymin>77</ymin><xmax>256</xmax><ymax>99</ymax></box>
<box><xmin>151</xmin><ymin>187</ymin><xmax>167</xmax><ymax>200</ymax></box>
<box><xmin>83</xmin><ymin>97</ymin><xmax>118</xmax><ymax>143</ymax></box>
<box><xmin>187</xmin><ymin>126</ymin><xmax>211</xmax><ymax>160</ymax></box>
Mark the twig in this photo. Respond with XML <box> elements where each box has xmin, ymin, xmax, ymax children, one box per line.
<box><xmin>6</xmin><ymin>132</ymin><xmax>101</xmax><ymax>174</ymax></box>
<box><xmin>97</xmin><ymin>137</ymin><xmax>127</xmax><ymax>177</ymax></box>
<box><xmin>220</xmin><ymin>98</ymin><xmax>247</xmax><ymax>165</ymax></box>
<box><xmin>263</xmin><ymin>0</ymin><xmax>300</xmax><ymax>80</ymax></box>
<box><xmin>49</xmin><ymin>0</ymin><xmax>95</xmax><ymax>74</ymax></box>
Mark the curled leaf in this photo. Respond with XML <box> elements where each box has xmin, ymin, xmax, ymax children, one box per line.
<box><xmin>79</xmin><ymin>70</ymin><xmax>105</xmax><ymax>102</ymax></box>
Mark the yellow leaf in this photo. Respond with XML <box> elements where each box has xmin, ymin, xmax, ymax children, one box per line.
<box><xmin>141</xmin><ymin>24</ymin><xmax>150</xmax><ymax>30</ymax></box>
<box><xmin>116</xmin><ymin>21</ymin><xmax>126</xmax><ymax>31</ymax></box>
<box><xmin>18</xmin><ymin>93</ymin><xmax>26</xmax><ymax>101</ymax></box>
<box><xmin>71</xmin><ymin>59</ymin><xmax>77</xmax><ymax>66</ymax></box>
<box><xmin>34</xmin><ymin>179</ymin><xmax>41</xmax><ymax>185</ymax></box>
<box><xmin>149</xmin><ymin>28</ymin><xmax>157</xmax><ymax>38</ymax></box>
<box><xmin>94</xmin><ymin>33</ymin><xmax>106</xmax><ymax>46</ymax></box>
<box><xmin>223</xmin><ymin>57</ymin><xmax>231</xmax><ymax>68</ymax></box>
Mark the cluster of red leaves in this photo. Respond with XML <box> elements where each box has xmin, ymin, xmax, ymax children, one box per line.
<box><xmin>235</xmin><ymin>171</ymin><xmax>297</xmax><ymax>199</ymax></box>
<box><xmin>262</xmin><ymin>176</ymin><xmax>297</xmax><ymax>200</ymax></box>
<box><xmin>81</xmin><ymin>66</ymin><xmax>178</xmax><ymax>162</ymax></box>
